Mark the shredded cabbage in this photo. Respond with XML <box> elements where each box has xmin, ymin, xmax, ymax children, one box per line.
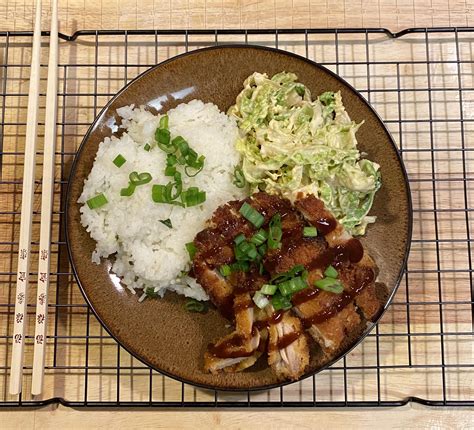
<box><xmin>228</xmin><ymin>72</ymin><xmax>381</xmax><ymax>235</ymax></box>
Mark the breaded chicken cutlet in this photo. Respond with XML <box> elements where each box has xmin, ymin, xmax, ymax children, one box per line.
<box><xmin>192</xmin><ymin>192</ymin><xmax>386</xmax><ymax>381</ymax></box>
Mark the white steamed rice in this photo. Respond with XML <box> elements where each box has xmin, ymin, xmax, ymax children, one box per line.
<box><xmin>78</xmin><ymin>99</ymin><xmax>246</xmax><ymax>301</ymax></box>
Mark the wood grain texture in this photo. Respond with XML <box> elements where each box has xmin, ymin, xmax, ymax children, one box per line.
<box><xmin>0</xmin><ymin>0</ymin><xmax>473</xmax><ymax>33</ymax></box>
<box><xmin>2</xmin><ymin>404</ymin><xmax>474</xmax><ymax>429</ymax></box>
<box><xmin>0</xmin><ymin>1</ymin><xmax>473</xmax><ymax>428</ymax></box>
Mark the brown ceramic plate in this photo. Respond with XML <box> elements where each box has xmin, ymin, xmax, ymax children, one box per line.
<box><xmin>66</xmin><ymin>45</ymin><xmax>412</xmax><ymax>391</ymax></box>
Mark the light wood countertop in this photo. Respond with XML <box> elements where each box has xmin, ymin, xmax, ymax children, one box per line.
<box><xmin>1</xmin><ymin>1</ymin><xmax>473</xmax><ymax>428</ymax></box>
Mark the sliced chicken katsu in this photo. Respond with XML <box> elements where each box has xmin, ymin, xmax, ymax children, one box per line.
<box><xmin>193</xmin><ymin>191</ymin><xmax>385</xmax><ymax>379</ymax></box>
<box><xmin>265</xmin><ymin>306</ymin><xmax>309</xmax><ymax>380</ymax></box>
<box><xmin>204</xmin><ymin>293</ymin><xmax>266</xmax><ymax>373</ymax></box>
<box><xmin>290</xmin><ymin>194</ymin><xmax>384</xmax><ymax>354</ymax></box>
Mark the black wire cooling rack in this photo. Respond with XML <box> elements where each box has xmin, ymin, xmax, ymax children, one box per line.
<box><xmin>0</xmin><ymin>27</ymin><xmax>473</xmax><ymax>408</ymax></box>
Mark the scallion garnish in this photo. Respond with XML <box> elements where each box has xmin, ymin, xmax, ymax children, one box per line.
<box><xmin>230</xmin><ymin>260</ymin><xmax>250</xmax><ymax>273</ymax></box>
<box><xmin>159</xmin><ymin>115</ymin><xmax>169</xmax><ymax>129</ymax></box>
<box><xmin>113</xmin><ymin>154</ymin><xmax>126</xmax><ymax>167</ymax></box>
<box><xmin>219</xmin><ymin>264</ymin><xmax>231</xmax><ymax>277</ymax></box>
<box><xmin>181</xmin><ymin>187</ymin><xmax>206</xmax><ymax>207</ymax></box>
<box><xmin>129</xmin><ymin>171</ymin><xmax>152</xmax><ymax>186</ymax></box>
<box><xmin>233</xmin><ymin>165</ymin><xmax>246</xmax><ymax>188</ymax></box>
<box><xmin>120</xmin><ymin>184</ymin><xmax>136</xmax><ymax>197</ymax></box>
<box><xmin>165</xmin><ymin>166</ymin><xmax>176</xmax><ymax>176</ymax></box>
<box><xmin>185</xmin><ymin>159</ymin><xmax>204</xmax><ymax>177</ymax></box>
<box><xmin>185</xmin><ymin>242</ymin><xmax>197</xmax><ymax>259</ymax></box>
<box><xmin>250</xmin><ymin>229</ymin><xmax>268</xmax><ymax>246</ymax></box>
<box><xmin>167</xmin><ymin>153</ymin><xmax>178</xmax><ymax>167</ymax></box>
<box><xmin>159</xmin><ymin>218</ymin><xmax>173</xmax><ymax>229</ymax></box>
<box><xmin>155</xmin><ymin>127</ymin><xmax>170</xmax><ymax>145</ymax></box>
<box><xmin>271</xmin><ymin>264</ymin><xmax>305</xmax><ymax>284</ymax></box>
<box><xmin>86</xmin><ymin>193</ymin><xmax>108</xmax><ymax>209</ymax></box>
<box><xmin>268</xmin><ymin>213</ymin><xmax>282</xmax><ymax>249</ymax></box>
<box><xmin>258</xmin><ymin>244</ymin><xmax>267</xmax><ymax>256</ymax></box>
<box><xmin>184</xmin><ymin>298</ymin><xmax>208</xmax><ymax>313</ymax></box>
<box><xmin>234</xmin><ymin>233</ymin><xmax>246</xmax><ymax>245</ymax></box>
<box><xmin>314</xmin><ymin>277</ymin><xmax>344</xmax><ymax>294</ymax></box>
<box><xmin>303</xmin><ymin>226</ymin><xmax>318</xmax><ymax>237</ymax></box>
<box><xmin>271</xmin><ymin>292</ymin><xmax>292</xmax><ymax>311</ymax></box>
<box><xmin>144</xmin><ymin>143</ymin><xmax>151</xmax><ymax>151</ymax></box>
<box><xmin>278</xmin><ymin>276</ymin><xmax>307</xmax><ymax>296</ymax></box>
<box><xmin>253</xmin><ymin>291</ymin><xmax>269</xmax><ymax>309</ymax></box>
<box><xmin>324</xmin><ymin>265</ymin><xmax>338</xmax><ymax>278</ymax></box>
<box><xmin>260</xmin><ymin>284</ymin><xmax>277</xmax><ymax>295</ymax></box>
<box><xmin>239</xmin><ymin>202</ymin><xmax>264</xmax><ymax>228</ymax></box>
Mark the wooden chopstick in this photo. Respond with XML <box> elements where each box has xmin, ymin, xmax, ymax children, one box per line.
<box><xmin>9</xmin><ymin>0</ymin><xmax>43</xmax><ymax>396</ymax></box>
<box><xmin>31</xmin><ymin>0</ymin><xmax>58</xmax><ymax>396</ymax></box>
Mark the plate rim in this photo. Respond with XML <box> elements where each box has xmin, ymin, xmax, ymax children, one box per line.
<box><xmin>65</xmin><ymin>44</ymin><xmax>413</xmax><ymax>392</ymax></box>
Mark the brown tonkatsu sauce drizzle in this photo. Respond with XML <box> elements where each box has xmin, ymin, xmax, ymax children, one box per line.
<box><xmin>269</xmin><ymin>331</ymin><xmax>302</xmax><ymax>351</ymax></box>
<box><xmin>300</xmin><ymin>269</ymin><xmax>375</xmax><ymax>328</ymax></box>
<box><xmin>313</xmin><ymin>216</ymin><xmax>338</xmax><ymax>235</ymax></box>
<box><xmin>254</xmin><ymin>309</ymin><xmax>286</xmax><ymax>330</ymax></box>
<box><xmin>307</xmin><ymin>238</ymin><xmax>364</xmax><ymax>272</ymax></box>
<box><xmin>208</xmin><ymin>328</ymin><xmax>258</xmax><ymax>358</ymax></box>
<box><xmin>292</xmin><ymin>287</ymin><xmax>320</xmax><ymax>306</ymax></box>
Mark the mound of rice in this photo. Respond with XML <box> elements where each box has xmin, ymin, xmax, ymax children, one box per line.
<box><xmin>78</xmin><ymin>100</ymin><xmax>246</xmax><ymax>301</ymax></box>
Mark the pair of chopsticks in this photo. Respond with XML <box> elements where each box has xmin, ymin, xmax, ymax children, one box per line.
<box><xmin>9</xmin><ymin>0</ymin><xmax>58</xmax><ymax>396</ymax></box>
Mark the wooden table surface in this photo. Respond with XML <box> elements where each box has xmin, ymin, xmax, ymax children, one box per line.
<box><xmin>1</xmin><ymin>1</ymin><xmax>473</xmax><ymax>428</ymax></box>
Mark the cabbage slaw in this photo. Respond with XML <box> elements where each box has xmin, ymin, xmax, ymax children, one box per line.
<box><xmin>228</xmin><ymin>72</ymin><xmax>381</xmax><ymax>235</ymax></box>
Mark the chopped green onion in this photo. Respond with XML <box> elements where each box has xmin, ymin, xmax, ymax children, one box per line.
<box><xmin>166</xmin><ymin>154</ymin><xmax>178</xmax><ymax>167</ymax></box>
<box><xmin>268</xmin><ymin>214</ymin><xmax>282</xmax><ymax>249</ymax></box>
<box><xmin>165</xmin><ymin>166</ymin><xmax>176</xmax><ymax>176</ymax></box>
<box><xmin>185</xmin><ymin>157</ymin><xmax>205</xmax><ymax>177</ymax></box>
<box><xmin>234</xmin><ymin>243</ymin><xmax>245</xmax><ymax>261</ymax></box>
<box><xmin>173</xmin><ymin>136</ymin><xmax>188</xmax><ymax>154</ymax></box>
<box><xmin>86</xmin><ymin>193</ymin><xmax>108</xmax><ymax>209</ymax></box>
<box><xmin>230</xmin><ymin>261</ymin><xmax>250</xmax><ymax>273</ymax></box>
<box><xmin>314</xmin><ymin>277</ymin><xmax>344</xmax><ymax>294</ymax></box>
<box><xmin>271</xmin><ymin>264</ymin><xmax>305</xmax><ymax>284</ymax></box>
<box><xmin>253</xmin><ymin>291</ymin><xmax>269</xmax><ymax>309</ymax></box>
<box><xmin>181</xmin><ymin>187</ymin><xmax>206</xmax><ymax>207</ymax></box>
<box><xmin>233</xmin><ymin>165</ymin><xmax>246</xmax><ymax>188</ymax></box>
<box><xmin>184</xmin><ymin>298</ymin><xmax>208</xmax><ymax>313</ymax></box>
<box><xmin>271</xmin><ymin>293</ymin><xmax>292</xmax><ymax>311</ymax></box>
<box><xmin>219</xmin><ymin>264</ymin><xmax>231</xmax><ymax>277</ymax></box>
<box><xmin>324</xmin><ymin>265</ymin><xmax>338</xmax><ymax>278</ymax></box>
<box><xmin>159</xmin><ymin>218</ymin><xmax>173</xmax><ymax>229</ymax></box>
<box><xmin>258</xmin><ymin>244</ymin><xmax>267</xmax><ymax>256</ymax></box>
<box><xmin>120</xmin><ymin>184</ymin><xmax>136</xmax><ymax>197</ymax></box>
<box><xmin>145</xmin><ymin>288</ymin><xmax>159</xmax><ymax>299</ymax></box>
<box><xmin>239</xmin><ymin>202</ymin><xmax>264</xmax><ymax>228</ymax></box>
<box><xmin>303</xmin><ymin>226</ymin><xmax>318</xmax><ymax>237</ymax></box>
<box><xmin>234</xmin><ymin>233</ymin><xmax>246</xmax><ymax>245</ymax></box>
<box><xmin>278</xmin><ymin>276</ymin><xmax>307</xmax><ymax>296</ymax></box>
<box><xmin>113</xmin><ymin>154</ymin><xmax>126</xmax><ymax>167</ymax></box>
<box><xmin>246</xmin><ymin>243</ymin><xmax>258</xmax><ymax>260</ymax></box>
<box><xmin>301</xmin><ymin>269</ymin><xmax>309</xmax><ymax>282</ymax></box>
<box><xmin>159</xmin><ymin>115</ymin><xmax>169</xmax><ymax>129</ymax></box>
<box><xmin>260</xmin><ymin>284</ymin><xmax>277</xmax><ymax>295</ymax></box>
<box><xmin>166</xmin><ymin>180</ymin><xmax>182</xmax><ymax>201</ymax></box>
<box><xmin>155</xmin><ymin>127</ymin><xmax>170</xmax><ymax>145</ymax></box>
<box><xmin>129</xmin><ymin>171</ymin><xmax>152</xmax><ymax>186</ymax></box>
<box><xmin>144</xmin><ymin>143</ymin><xmax>151</xmax><ymax>152</ymax></box>
<box><xmin>152</xmin><ymin>184</ymin><xmax>167</xmax><ymax>203</ymax></box>
<box><xmin>185</xmin><ymin>242</ymin><xmax>197</xmax><ymax>259</ymax></box>
<box><xmin>259</xmin><ymin>262</ymin><xmax>265</xmax><ymax>275</ymax></box>
<box><xmin>250</xmin><ymin>229</ymin><xmax>268</xmax><ymax>246</ymax></box>
<box><xmin>237</xmin><ymin>241</ymin><xmax>251</xmax><ymax>255</ymax></box>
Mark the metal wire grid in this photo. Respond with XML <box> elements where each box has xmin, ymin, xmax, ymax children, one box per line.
<box><xmin>0</xmin><ymin>27</ymin><xmax>472</xmax><ymax>408</ymax></box>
